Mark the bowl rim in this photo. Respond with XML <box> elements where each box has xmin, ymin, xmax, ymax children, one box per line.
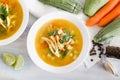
<box><xmin>27</xmin><ymin>11</ymin><xmax>90</xmax><ymax>73</ymax></box>
<box><xmin>0</xmin><ymin>0</ymin><xmax>29</xmax><ymax>46</ymax></box>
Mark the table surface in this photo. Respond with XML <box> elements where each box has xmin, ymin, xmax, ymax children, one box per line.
<box><xmin>0</xmin><ymin>14</ymin><xmax>119</xmax><ymax>80</ymax></box>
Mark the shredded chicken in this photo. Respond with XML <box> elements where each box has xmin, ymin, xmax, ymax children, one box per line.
<box><xmin>42</xmin><ymin>28</ymin><xmax>74</xmax><ymax>58</ymax></box>
<box><xmin>42</xmin><ymin>37</ymin><xmax>60</xmax><ymax>57</ymax></box>
<box><xmin>9</xmin><ymin>15</ymin><xmax>16</xmax><ymax>19</ymax></box>
<box><xmin>0</xmin><ymin>19</ymin><xmax>7</xmax><ymax>29</ymax></box>
<box><xmin>0</xmin><ymin>4</ymin><xmax>16</xmax><ymax>31</ymax></box>
<box><xmin>50</xmin><ymin>36</ymin><xmax>57</xmax><ymax>50</ymax></box>
<box><xmin>66</xmin><ymin>38</ymin><xmax>72</xmax><ymax>45</ymax></box>
<box><xmin>7</xmin><ymin>16</ymin><xmax>10</xmax><ymax>26</ymax></box>
<box><xmin>5</xmin><ymin>4</ymin><xmax>9</xmax><ymax>13</ymax></box>
<box><xmin>58</xmin><ymin>29</ymin><xmax>63</xmax><ymax>34</ymax></box>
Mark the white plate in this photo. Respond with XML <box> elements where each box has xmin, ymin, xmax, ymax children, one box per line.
<box><xmin>25</xmin><ymin>0</ymin><xmax>85</xmax><ymax>18</ymax></box>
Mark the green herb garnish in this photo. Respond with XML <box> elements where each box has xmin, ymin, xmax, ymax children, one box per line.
<box><xmin>62</xmin><ymin>35</ymin><xmax>70</xmax><ymax>42</ymax></box>
<box><xmin>64</xmin><ymin>29</ymin><xmax>70</xmax><ymax>35</ymax></box>
<box><xmin>0</xmin><ymin>4</ymin><xmax>8</xmax><ymax>19</ymax></box>
<box><xmin>48</xmin><ymin>30</ymin><xmax>58</xmax><ymax>36</ymax></box>
<box><xmin>62</xmin><ymin>49</ymin><xmax>69</xmax><ymax>58</ymax></box>
<box><xmin>0</xmin><ymin>4</ymin><xmax>9</xmax><ymax>30</ymax></box>
<box><xmin>59</xmin><ymin>29</ymin><xmax>71</xmax><ymax>43</ymax></box>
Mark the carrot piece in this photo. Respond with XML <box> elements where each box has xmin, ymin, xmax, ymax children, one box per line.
<box><xmin>4</xmin><ymin>0</ymin><xmax>9</xmax><ymax>4</ymax></box>
<box><xmin>39</xmin><ymin>42</ymin><xmax>48</xmax><ymax>49</ymax></box>
<box><xmin>71</xmin><ymin>44</ymin><xmax>77</xmax><ymax>48</ymax></box>
<box><xmin>86</xmin><ymin>0</ymin><xmax>119</xmax><ymax>26</ymax></box>
<box><xmin>98</xmin><ymin>3</ymin><xmax>120</xmax><ymax>27</ymax></box>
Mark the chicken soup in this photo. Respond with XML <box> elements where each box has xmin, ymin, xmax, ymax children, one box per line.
<box><xmin>35</xmin><ymin>19</ymin><xmax>83</xmax><ymax>66</ymax></box>
<box><xmin>0</xmin><ymin>0</ymin><xmax>23</xmax><ymax>40</ymax></box>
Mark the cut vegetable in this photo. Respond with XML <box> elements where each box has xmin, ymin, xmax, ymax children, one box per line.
<box><xmin>39</xmin><ymin>0</ymin><xmax>81</xmax><ymax>14</ymax></box>
<box><xmin>94</xmin><ymin>18</ymin><xmax>120</xmax><ymax>43</ymax></box>
<box><xmin>86</xmin><ymin>0</ymin><xmax>119</xmax><ymax>26</ymax></box>
<box><xmin>14</xmin><ymin>55</ymin><xmax>24</xmax><ymax>70</ymax></box>
<box><xmin>98</xmin><ymin>3</ymin><xmax>120</xmax><ymax>27</ymax></box>
<box><xmin>84</xmin><ymin>0</ymin><xmax>109</xmax><ymax>16</ymax></box>
<box><xmin>0</xmin><ymin>4</ymin><xmax>8</xmax><ymax>18</ymax></box>
<box><xmin>62</xmin><ymin>49</ymin><xmax>69</xmax><ymax>58</ymax></box>
<box><xmin>2</xmin><ymin>53</ymin><xmax>16</xmax><ymax>66</ymax></box>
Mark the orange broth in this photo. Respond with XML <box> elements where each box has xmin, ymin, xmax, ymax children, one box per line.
<box><xmin>0</xmin><ymin>0</ymin><xmax>23</xmax><ymax>40</ymax></box>
<box><xmin>35</xmin><ymin>19</ymin><xmax>83</xmax><ymax>66</ymax></box>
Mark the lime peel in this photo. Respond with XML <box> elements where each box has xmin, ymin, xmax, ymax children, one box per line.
<box><xmin>2</xmin><ymin>53</ymin><xmax>16</xmax><ymax>66</ymax></box>
<box><xmin>2</xmin><ymin>53</ymin><xmax>24</xmax><ymax>70</ymax></box>
<box><xmin>13</xmin><ymin>55</ymin><xmax>24</xmax><ymax>70</ymax></box>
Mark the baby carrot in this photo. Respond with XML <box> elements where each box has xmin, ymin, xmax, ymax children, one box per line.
<box><xmin>86</xmin><ymin>0</ymin><xmax>119</xmax><ymax>26</ymax></box>
<box><xmin>98</xmin><ymin>3</ymin><xmax>120</xmax><ymax>27</ymax></box>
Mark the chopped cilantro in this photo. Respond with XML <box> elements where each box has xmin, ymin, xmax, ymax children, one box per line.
<box><xmin>62</xmin><ymin>35</ymin><xmax>70</xmax><ymax>42</ymax></box>
<box><xmin>62</xmin><ymin>49</ymin><xmax>69</xmax><ymax>58</ymax></box>
<box><xmin>0</xmin><ymin>4</ymin><xmax>8</xmax><ymax>18</ymax></box>
<box><xmin>48</xmin><ymin>30</ymin><xmax>58</xmax><ymax>36</ymax></box>
<box><xmin>0</xmin><ymin>4</ymin><xmax>9</xmax><ymax>30</ymax></box>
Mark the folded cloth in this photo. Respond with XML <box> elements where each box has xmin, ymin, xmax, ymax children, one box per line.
<box><xmin>84</xmin><ymin>36</ymin><xmax>120</xmax><ymax>77</ymax></box>
<box><xmin>84</xmin><ymin>55</ymin><xmax>101</xmax><ymax>68</ymax></box>
<box><xmin>103</xmin><ymin>57</ymin><xmax>120</xmax><ymax>76</ymax></box>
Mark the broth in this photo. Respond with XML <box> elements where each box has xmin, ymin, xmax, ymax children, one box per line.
<box><xmin>35</xmin><ymin>19</ymin><xmax>83</xmax><ymax>66</ymax></box>
<box><xmin>0</xmin><ymin>0</ymin><xmax>23</xmax><ymax>40</ymax></box>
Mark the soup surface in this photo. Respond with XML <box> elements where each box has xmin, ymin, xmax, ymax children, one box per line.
<box><xmin>35</xmin><ymin>19</ymin><xmax>83</xmax><ymax>66</ymax></box>
<box><xmin>0</xmin><ymin>0</ymin><xmax>23</xmax><ymax>40</ymax></box>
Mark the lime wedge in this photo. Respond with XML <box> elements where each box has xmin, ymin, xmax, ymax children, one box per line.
<box><xmin>2</xmin><ymin>53</ymin><xmax>16</xmax><ymax>66</ymax></box>
<box><xmin>14</xmin><ymin>55</ymin><xmax>24</xmax><ymax>70</ymax></box>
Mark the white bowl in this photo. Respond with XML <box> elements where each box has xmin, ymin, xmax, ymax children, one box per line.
<box><xmin>27</xmin><ymin>12</ymin><xmax>90</xmax><ymax>73</ymax></box>
<box><xmin>0</xmin><ymin>0</ymin><xmax>29</xmax><ymax>46</ymax></box>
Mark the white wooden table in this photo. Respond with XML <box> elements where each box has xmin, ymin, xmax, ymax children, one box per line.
<box><xmin>0</xmin><ymin>13</ymin><xmax>119</xmax><ymax>80</ymax></box>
